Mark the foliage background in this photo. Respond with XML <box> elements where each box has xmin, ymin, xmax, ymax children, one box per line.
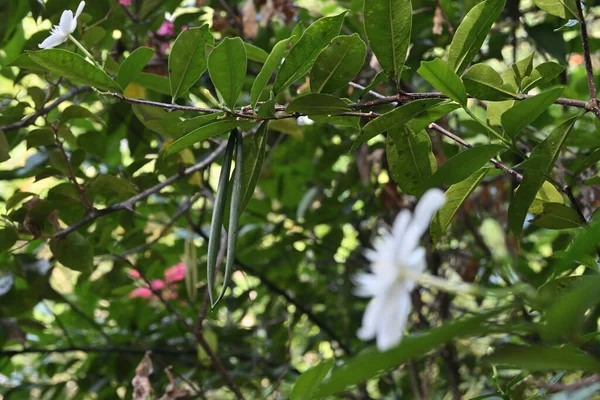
<box><xmin>1</xmin><ymin>0</ymin><xmax>600</xmax><ymax>399</ymax></box>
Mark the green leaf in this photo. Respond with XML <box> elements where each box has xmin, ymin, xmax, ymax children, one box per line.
<box><xmin>387</xmin><ymin>128</ymin><xmax>437</xmax><ymax>196</ymax></box>
<box><xmin>50</xmin><ymin>232</ymin><xmax>94</xmax><ymax>272</ymax></box>
<box><xmin>116</xmin><ymin>46</ymin><xmax>155</xmax><ymax>89</ymax></box>
<box><xmin>463</xmin><ymin>64</ymin><xmax>519</xmax><ymax>101</ymax></box>
<box><xmin>353</xmin><ymin>99</ymin><xmax>445</xmax><ymax>150</ymax></box>
<box><xmin>0</xmin><ymin>226</ymin><xmax>18</xmax><ymax>253</ymax></box>
<box><xmin>529</xmin><ymin>180</ymin><xmax>564</xmax><ymax>213</ymax></box>
<box><xmin>541</xmin><ymin>275</ymin><xmax>600</xmax><ymax>343</ymax></box>
<box><xmin>165</xmin><ymin>119</ymin><xmax>255</xmax><ymax>157</ymax></box>
<box><xmin>134</xmin><ymin>72</ymin><xmax>172</xmax><ymax>95</ymax></box>
<box><xmin>207</xmin><ymin>132</ymin><xmax>236</xmax><ymax>306</ymax></box>
<box><xmin>286</xmin><ymin>93</ymin><xmax>351</xmax><ymax>116</ymax></box>
<box><xmin>313</xmin><ymin>311</ymin><xmax>501</xmax><ymax>398</ymax></box>
<box><xmin>511</xmin><ymin>52</ymin><xmax>536</xmax><ymax>88</ymax></box>
<box><xmin>5</xmin><ymin>191</ymin><xmax>35</xmax><ymax>211</ymax></box>
<box><xmin>243</xmin><ymin>42</ymin><xmax>269</xmax><ymax>63</ymax></box>
<box><xmin>447</xmin><ymin>0</ymin><xmax>506</xmax><ymax>75</ymax></box>
<box><xmin>553</xmin><ymin>219</ymin><xmax>600</xmax><ymax>273</ymax></box>
<box><xmin>533</xmin><ymin>0</ymin><xmax>580</xmax><ymax>20</ymax></box>
<box><xmin>501</xmin><ymin>87</ymin><xmax>564</xmax><ymax>139</ymax></box>
<box><xmin>429</xmin><ymin>144</ymin><xmax>506</xmax><ymax>187</ymax></box>
<box><xmin>26</xmin><ymin>128</ymin><xmax>55</xmax><ymax>149</ymax></box>
<box><xmin>418</xmin><ymin>59</ymin><xmax>467</xmax><ymax>105</ymax></box>
<box><xmin>29</xmin><ymin>49</ymin><xmax>122</xmax><ymax>92</ymax></box>
<box><xmin>132</xmin><ymin>104</ymin><xmax>183</xmax><ymax>138</ymax></box>
<box><xmin>521</xmin><ymin>62</ymin><xmax>565</xmax><ymax>93</ymax></box>
<box><xmin>487</xmin><ymin>100</ymin><xmax>514</xmax><ymax>128</ymax></box>
<box><xmin>273</xmin><ymin>12</ymin><xmax>346</xmax><ymax>94</ymax></box>
<box><xmin>310</xmin><ymin>34</ymin><xmax>366</xmax><ymax>94</ymax></box>
<box><xmin>169</xmin><ymin>25</ymin><xmax>214</xmax><ymax>101</ymax></box>
<box><xmin>430</xmin><ymin>168</ymin><xmax>489</xmax><ymax>245</ymax></box>
<box><xmin>60</xmin><ymin>105</ymin><xmax>104</xmax><ymax>126</ymax></box>
<box><xmin>291</xmin><ymin>359</ymin><xmax>334</xmax><ymax>400</ymax></box>
<box><xmin>208</xmin><ymin>37</ymin><xmax>247</xmax><ymax>110</ymax></box>
<box><xmin>86</xmin><ymin>174</ymin><xmax>137</xmax><ymax>201</ymax></box>
<box><xmin>363</xmin><ymin>0</ymin><xmax>411</xmax><ymax>83</ymax></box>
<box><xmin>484</xmin><ymin>344</ymin><xmax>600</xmax><ymax>372</ymax></box>
<box><xmin>178</xmin><ymin>113</ymin><xmax>223</xmax><ymax>134</ymax></box>
<box><xmin>508</xmin><ymin>114</ymin><xmax>581</xmax><ymax>237</ymax></box>
<box><xmin>250</xmin><ymin>37</ymin><xmax>293</xmax><ymax>108</ymax></box>
<box><xmin>531</xmin><ymin>202</ymin><xmax>583</xmax><ymax>230</ymax></box>
<box><xmin>407</xmin><ymin>103</ymin><xmax>460</xmax><ymax>131</ymax></box>
<box><xmin>0</xmin><ymin>129</ymin><xmax>10</xmax><ymax>163</ymax></box>
<box><xmin>238</xmin><ymin>122</ymin><xmax>268</xmax><ymax>211</ymax></box>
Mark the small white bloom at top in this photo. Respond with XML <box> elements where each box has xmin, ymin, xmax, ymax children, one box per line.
<box><xmin>39</xmin><ymin>1</ymin><xmax>86</xmax><ymax>49</ymax></box>
<box><xmin>296</xmin><ymin>116</ymin><xmax>314</xmax><ymax>126</ymax></box>
<box><xmin>353</xmin><ymin>189</ymin><xmax>446</xmax><ymax>351</ymax></box>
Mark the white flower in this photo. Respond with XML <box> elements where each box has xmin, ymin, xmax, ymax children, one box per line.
<box><xmin>353</xmin><ymin>189</ymin><xmax>446</xmax><ymax>351</ymax></box>
<box><xmin>296</xmin><ymin>116</ymin><xmax>314</xmax><ymax>126</ymax></box>
<box><xmin>39</xmin><ymin>1</ymin><xmax>86</xmax><ymax>49</ymax></box>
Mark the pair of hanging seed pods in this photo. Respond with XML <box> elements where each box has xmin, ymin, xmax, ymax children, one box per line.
<box><xmin>207</xmin><ymin>129</ymin><xmax>243</xmax><ymax>307</ymax></box>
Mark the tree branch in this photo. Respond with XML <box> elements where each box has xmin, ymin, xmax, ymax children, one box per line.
<box><xmin>576</xmin><ymin>0</ymin><xmax>598</xmax><ymax>109</ymax></box>
<box><xmin>0</xmin><ymin>86</ymin><xmax>92</xmax><ymax>132</ymax></box>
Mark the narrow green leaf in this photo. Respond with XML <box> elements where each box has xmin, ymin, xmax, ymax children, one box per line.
<box><xmin>418</xmin><ymin>59</ymin><xmax>467</xmax><ymax>105</ymax></box>
<box><xmin>208</xmin><ymin>37</ymin><xmax>247</xmax><ymax>110</ymax></box>
<box><xmin>310</xmin><ymin>33</ymin><xmax>366</xmax><ymax>94</ymax></box>
<box><xmin>60</xmin><ymin>105</ymin><xmax>104</xmax><ymax>126</ymax></box>
<box><xmin>239</xmin><ymin>122</ymin><xmax>268</xmax><ymax>211</ymax></box>
<box><xmin>511</xmin><ymin>52</ymin><xmax>536</xmax><ymax>88</ymax></box>
<box><xmin>541</xmin><ymin>275</ymin><xmax>600</xmax><ymax>343</ymax></box>
<box><xmin>553</xmin><ymin>219</ymin><xmax>600</xmax><ymax>273</ymax></box>
<box><xmin>29</xmin><ymin>49</ymin><xmax>122</xmax><ymax>92</ymax></box>
<box><xmin>216</xmin><ymin>130</ymin><xmax>244</xmax><ymax>306</ymax></box>
<box><xmin>169</xmin><ymin>25</ymin><xmax>214</xmax><ymax>101</ymax></box>
<box><xmin>132</xmin><ymin>104</ymin><xmax>184</xmax><ymax>138</ymax></box>
<box><xmin>273</xmin><ymin>12</ymin><xmax>346</xmax><ymax>94</ymax></box>
<box><xmin>501</xmin><ymin>87</ymin><xmax>564</xmax><ymax>139</ymax></box>
<box><xmin>407</xmin><ymin>103</ymin><xmax>460</xmax><ymax>131</ymax></box>
<box><xmin>165</xmin><ymin>119</ymin><xmax>255</xmax><ymax>157</ymax></box>
<box><xmin>250</xmin><ymin>37</ymin><xmax>293</xmax><ymax>108</ymax></box>
<box><xmin>508</xmin><ymin>114</ymin><xmax>581</xmax><ymax>237</ymax></box>
<box><xmin>286</xmin><ymin>93</ymin><xmax>352</xmax><ymax>116</ymax></box>
<box><xmin>50</xmin><ymin>232</ymin><xmax>94</xmax><ymax>272</ymax></box>
<box><xmin>447</xmin><ymin>0</ymin><xmax>506</xmax><ymax>75</ymax></box>
<box><xmin>353</xmin><ymin>99</ymin><xmax>445</xmax><ymax>150</ymax></box>
<box><xmin>484</xmin><ymin>344</ymin><xmax>600</xmax><ymax>372</ymax></box>
<box><xmin>387</xmin><ymin>128</ymin><xmax>437</xmax><ymax>196</ymax></box>
<box><xmin>243</xmin><ymin>42</ymin><xmax>269</xmax><ymax>63</ymax></box>
<box><xmin>430</xmin><ymin>168</ymin><xmax>489</xmax><ymax>245</ymax></box>
<box><xmin>429</xmin><ymin>144</ymin><xmax>506</xmax><ymax>187</ymax></box>
<box><xmin>0</xmin><ymin>129</ymin><xmax>10</xmax><ymax>163</ymax></box>
<box><xmin>521</xmin><ymin>62</ymin><xmax>565</xmax><ymax>93</ymax></box>
<box><xmin>116</xmin><ymin>46</ymin><xmax>154</xmax><ymax>89</ymax></box>
<box><xmin>531</xmin><ymin>202</ymin><xmax>583</xmax><ymax>230</ymax></box>
<box><xmin>134</xmin><ymin>72</ymin><xmax>172</xmax><ymax>95</ymax></box>
<box><xmin>314</xmin><ymin>311</ymin><xmax>502</xmax><ymax>398</ymax></box>
<box><xmin>463</xmin><ymin>64</ymin><xmax>519</xmax><ymax>101</ymax></box>
<box><xmin>292</xmin><ymin>359</ymin><xmax>334</xmax><ymax>400</ymax></box>
<box><xmin>533</xmin><ymin>0</ymin><xmax>580</xmax><ymax>20</ymax></box>
<box><xmin>178</xmin><ymin>113</ymin><xmax>223</xmax><ymax>134</ymax></box>
<box><xmin>363</xmin><ymin>0</ymin><xmax>412</xmax><ymax>83</ymax></box>
<box><xmin>207</xmin><ymin>132</ymin><xmax>236</xmax><ymax>306</ymax></box>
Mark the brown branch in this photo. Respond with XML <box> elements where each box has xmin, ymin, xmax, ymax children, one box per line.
<box><xmin>576</xmin><ymin>0</ymin><xmax>598</xmax><ymax>107</ymax></box>
<box><xmin>52</xmin><ymin>125</ymin><xmax>95</xmax><ymax>212</ymax></box>
<box><xmin>0</xmin><ymin>86</ymin><xmax>92</xmax><ymax>132</ymax></box>
<box><xmin>435</xmin><ymin>0</ymin><xmax>455</xmax><ymax>35</ymax></box>
<box><xmin>52</xmin><ymin>141</ymin><xmax>228</xmax><ymax>239</ymax></box>
<box><xmin>530</xmin><ymin>374</ymin><xmax>600</xmax><ymax>393</ymax></box>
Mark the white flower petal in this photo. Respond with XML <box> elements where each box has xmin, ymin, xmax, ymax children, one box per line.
<box><xmin>357</xmin><ymin>297</ymin><xmax>383</xmax><ymax>341</ymax></box>
<box><xmin>391</xmin><ymin>210</ymin><xmax>411</xmax><ymax>238</ymax></box>
<box><xmin>59</xmin><ymin>10</ymin><xmax>74</xmax><ymax>34</ymax></box>
<box><xmin>38</xmin><ymin>31</ymin><xmax>68</xmax><ymax>49</ymax></box>
<box><xmin>71</xmin><ymin>1</ymin><xmax>86</xmax><ymax>32</ymax></box>
<box><xmin>376</xmin><ymin>289</ymin><xmax>412</xmax><ymax>351</ymax></box>
<box><xmin>411</xmin><ymin>189</ymin><xmax>446</xmax><ymax>236</ymax></box>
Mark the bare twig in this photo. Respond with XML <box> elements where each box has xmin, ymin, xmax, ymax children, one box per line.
<box><xmin>530</xmin><ymin>374</ymin><xmax>600</xmax><ymax>393</ymax></box>
<box><xmin>575</xmin><ymin>0</ymin><xmax>598</xmax><ymax>110</ymax></box>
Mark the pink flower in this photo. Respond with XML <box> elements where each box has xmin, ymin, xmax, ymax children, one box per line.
<box><xmin>128</xmin><ymin>269</ymin><xmax>141</xmax><ymax>279</ymax></box>
<box><xmin>129</xmin><ymin>287</ymin><xmax>152</xmax><ymax>299</ymax></box>
<box><xmin>157</xmin><ymin>21</ymin><xmax>175</xmax><ymax>36</ymax></box>
<box><xmin>150</xmin><ymin>279</ymin><xmax>166</xmax><ymax>290</ymax></box>
<box><xmin>119</xmin><ymin>0</ymin><xmax>132</xmax><ymax>5</ymax></box>
<box><xmin>165</xmin><ymin>263</ymin><xmax>186</xmax><ymax>284</ymax></box>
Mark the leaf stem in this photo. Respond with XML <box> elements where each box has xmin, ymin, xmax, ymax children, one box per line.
<box><xmin>68</xmin><ymin>34</ymin><xmax>101</xmax><ymax>69</ymax></box>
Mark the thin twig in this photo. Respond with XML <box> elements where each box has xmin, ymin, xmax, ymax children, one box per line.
<box><xmin>0</xmin><ymin>86</ymin><xmax>92</xmax><ymax>132</ymax></box>
<box><xmin>575</xmin><ymin>0</ymin><xmax>598</xmax><ymax>108</ymax></box>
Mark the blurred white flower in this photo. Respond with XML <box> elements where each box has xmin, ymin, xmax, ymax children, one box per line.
<box><xmin>39</xmin><ymin>1</ymin><xmax>85</xmax><ymax>49</ymax></box>
<box><xmin>296</xmin><ymin>116</ymin><xmax>314</xmax><ymax>126</ymax></box>
<box><xmin>354</xmin><ymin>189</ymin><xmax>446</xmax><ymax>351</ymax></box>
